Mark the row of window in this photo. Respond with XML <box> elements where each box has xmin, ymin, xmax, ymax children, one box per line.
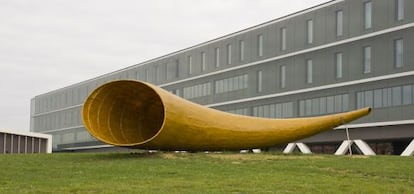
<box><xmin>226</xmin><ymin>83</ymin><xmax>413</xmax><ymax>119</ymax></box>
<box><xmin>299</xmin><ymin>94</ymin><xmax>349</xmax><ymax>117</ymax></box>
<box><xmin>183</xmin><ymin>82</ymin><xmax>212</xmax><ymax>99</ymax></box>
<box><xmin>136</xmin><ymin>0</ymin><xmax>406</xmax><ymax>83</ymax></box>
<box><xmin>253</xmin><ymin>102</ymin><xmax>294</xmax><ymax>118</ymax></box>
<box><xmin>36</xmin><ymin>35</ymin><xmax>406</xmax><ymax>116</ymax></box>
<box><xmin>39</xmin><ymin>82</ymin><xmax>414</xmax><ymax>135</ymax></box>
<box><xmin>215</xmin><ymin>74</ymin><xmax>248</xmax><ymax>94</ymax></box>
<box><xmin>179</xmin><ymin>37</ymin><xmax>406</xmax><ymax>100</ymax></box>
<box><xmin>357</xmin><ymin>84</ymin><xmax>414</xmax><ymax>109</ymax></box>
<box><xmin>53</xmin><ymin>129</ymin><xmax>94</xmax><ymax>147</ymax></box>
<box><xmin>34</xmin><ymin>0</ymin><xmax>407</xmax><ymax>115</ymax></box>
<box><xmin>182</xmin><ymin>0</ymin><xmax>404</xmax><ymax>74</ymax></box>
<box><xmin>34</xmin><ymin>85</ymin><xmax>91</xmax><ymax>114</ymax></box>
<box><xmin>227</xmin><ymin>108</ymin><xmax>249</xmax><ymax>116</ymax></box>
<box><xmin>34</xmin><ymin>107</ymin><xmax>82</xmax><ymax>132</ymax></box>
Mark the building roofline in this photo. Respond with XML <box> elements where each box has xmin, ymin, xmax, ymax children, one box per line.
<box><xmin>0</xmin><ymin>129</ymin><xmax>52</xmax><ymax>139</ymax></box>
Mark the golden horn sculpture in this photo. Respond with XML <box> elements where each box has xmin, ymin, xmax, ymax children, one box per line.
<box><xmin>82</xmin><ymin>80</ymin><xmax>371</xmax><ymax>151</ymax></box>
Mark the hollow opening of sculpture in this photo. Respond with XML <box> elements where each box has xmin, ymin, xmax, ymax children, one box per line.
<box><xmin>83</xmin><ymin>81</ymin><xmax>164</xmax><ymax>146</ymax></box>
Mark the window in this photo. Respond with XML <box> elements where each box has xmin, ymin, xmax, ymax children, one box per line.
<box><xmin>167</xmin><ymin>62</ymin><xmax>178</xmax><ymax>80</ymax></box>
<box><xmin>215</xmin><ymin>74</ymin><xmax>248</xmax><ymax>94</ymax></box>
<box><xmin>183</xmin><ymin>82</ymin><xmax>211</xmax><ymax>99</ymax></box>
<box><xmin>306</xmin><ymin>59</ymin><xmax>313</xmax><ymax>83</ymax></box>
<box><xmin>299</xmin><ymin>94</ymin><xmax>349</xmax><ymax>116</ymax></box>
<box><xmin>280</xmin><ymin>27</ymin><xmax>287</xmax><ymax>51</ymax></box>
<box><xmin>394</xmin><ymin>39</ymin><xmax>404</xmax><ymax>68</ymax></box>
<box><xmin>187</xmin><ymin>56</ymin><xmax>192</xmax><ymax>74</ymax></box>
<box><xmin>402</xmin><ymin>85</ymin><xmax>412</xmax><ymax>105</ymax></box>
<box><xmin>392</xmin><ymin>86</ymin><xmax>402</xmax><ymax>106</ymax></box>
<box><xmin>214</xmin><ymin>48</ymin><xmax>220</xmax><ymax>68</ymax></box>
<box><xmin>239</xmin><ymin>40</ymin><xmax>245</xmax><ymax>61</ymax></box>
<box><xmin>363</xmin><ymin>46</ymin><xmax>371</xmax><ymax>73</ymax></box>
<box><xmin>396</xmin><ymin>0</ymin><xmax>404</xmax><ymax>21</ymax></box>
<box><xmin>306</xmin><ymin>19</ymin><xmax>313</xmax><ymax>44</ymax></box>
<box><xmin>336</xmin><ymin>10</ymin><xmax>343</xmax><ymax>36</ymax></box>
<box><xmin>357</xmin><ymin>84</ymin><xmax>414</xmax><ymax>108</ymax></box>
<box><xmin>201</xmin><ymin>52</ymin><xmax>206</xmax><ymax>71</ymax></box>
<box><xmin>364</xmin><ymin>1</ymin><xmax>372</xmax><ymax>29</ymax></box>
<box><xmin>280</xmin><ymin>65</ymin><xmax>286</xmax><ymax>88</ymax></box>
<box><xmin>335</xmin><ymin>52</ymin><xmax>343</xmax><ymax>78</ymax></box>
<box><xmin>227</xmin><ymin>44</ymin><xmax>232</xmax><ymax>65</ymax></box>
<box><xmin>253</xmin><ymin>102</ymin><xmax>293</xmax><ymax>118</ymax></box>
<box><xmin>227</xmin><ymin>108</ymin><xmax>249</xmax><ymax>116</ymax></box>
<box><xmin>174</xmin><ymin>60</ymin><xmax>179</xmax><ymax>78</ymax></box>
<box><xmin>154</xmin><ymin>65</ymin><xmax>159</xmax><ymax>82</ymax></box>
<box><xmin>257</xmin><ymin>34</ymin><xmax>263</xmax><ymax>57</ymax></box>
<box><xmin>257</xmin><ymin>70</ymin><xmax>263</xmax><ymax>92</ymax></box>
<box><xmin>144</xmin><ymin>68</ymin><xmax>149</xmax><ymax>81</ymax></box>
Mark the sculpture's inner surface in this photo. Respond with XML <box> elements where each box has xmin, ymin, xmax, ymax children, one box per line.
<box><xmin>84</xmin><ymin>81</ymin><xmax>164</xmax><ymax>146</ymax></box>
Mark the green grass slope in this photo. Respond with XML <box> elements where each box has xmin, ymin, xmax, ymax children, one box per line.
<box><xmin>0</xmin><ymin>152</ymin><xmax>413</xmax><ymax>193</ymax></box>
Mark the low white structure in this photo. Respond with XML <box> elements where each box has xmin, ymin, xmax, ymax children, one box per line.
<box><xmin>401</xmin><ymin>139</ymin><xmax>414</xmax><ymax>156</ymax></box>
<box><xmin>0</xmin><ymin>129</ymin><xmax>52</xmax><ymax>154</ymax></box>
<box><xmin>283</xmin><ymin>143</ymin><xmax>312</xmax><ymax>154</ymax></box>
<box><xmin>334</xmin><ymin>140</ymin><xmax>376</xmax><ymax>156</ymax></box>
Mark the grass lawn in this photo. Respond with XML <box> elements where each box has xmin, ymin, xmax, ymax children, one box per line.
<box><xmin>0</xmin><ymin>152</ymin><xmax>413</xmax><ymax>193</ymax></box>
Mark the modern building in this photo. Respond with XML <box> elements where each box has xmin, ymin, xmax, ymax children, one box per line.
<box><xmin>1</xmin><ymin>129</ymin><xmax>52</xmax><ymax>154</ymax></box>
<box><xmin>30</xmin><ymin>0</ymin><xmax>414</xmax><ymax>154</ymax></box>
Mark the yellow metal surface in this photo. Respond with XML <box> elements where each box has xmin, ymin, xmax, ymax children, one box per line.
<box><xmin>82</xmin><ymin>80</ymin><xmax>371</xmax><ymax>151</ymax></box>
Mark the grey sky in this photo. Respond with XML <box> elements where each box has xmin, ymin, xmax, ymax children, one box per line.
<box><xmin>0</xmin><ymin>0</ymin><xmax>329</xmax><ymax>132</ymax></box>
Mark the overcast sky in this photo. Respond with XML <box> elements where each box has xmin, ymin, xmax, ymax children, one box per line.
<box><xmin>0</xmin><ymin>0</ymin><xmax>329</xmax><ymax>132</ymax></box>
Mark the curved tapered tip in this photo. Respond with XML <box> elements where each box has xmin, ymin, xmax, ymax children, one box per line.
<box><xmin>337</xmin><ymin>107</ymin><xmax>371</xmax><ymax>125</ymax></box>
